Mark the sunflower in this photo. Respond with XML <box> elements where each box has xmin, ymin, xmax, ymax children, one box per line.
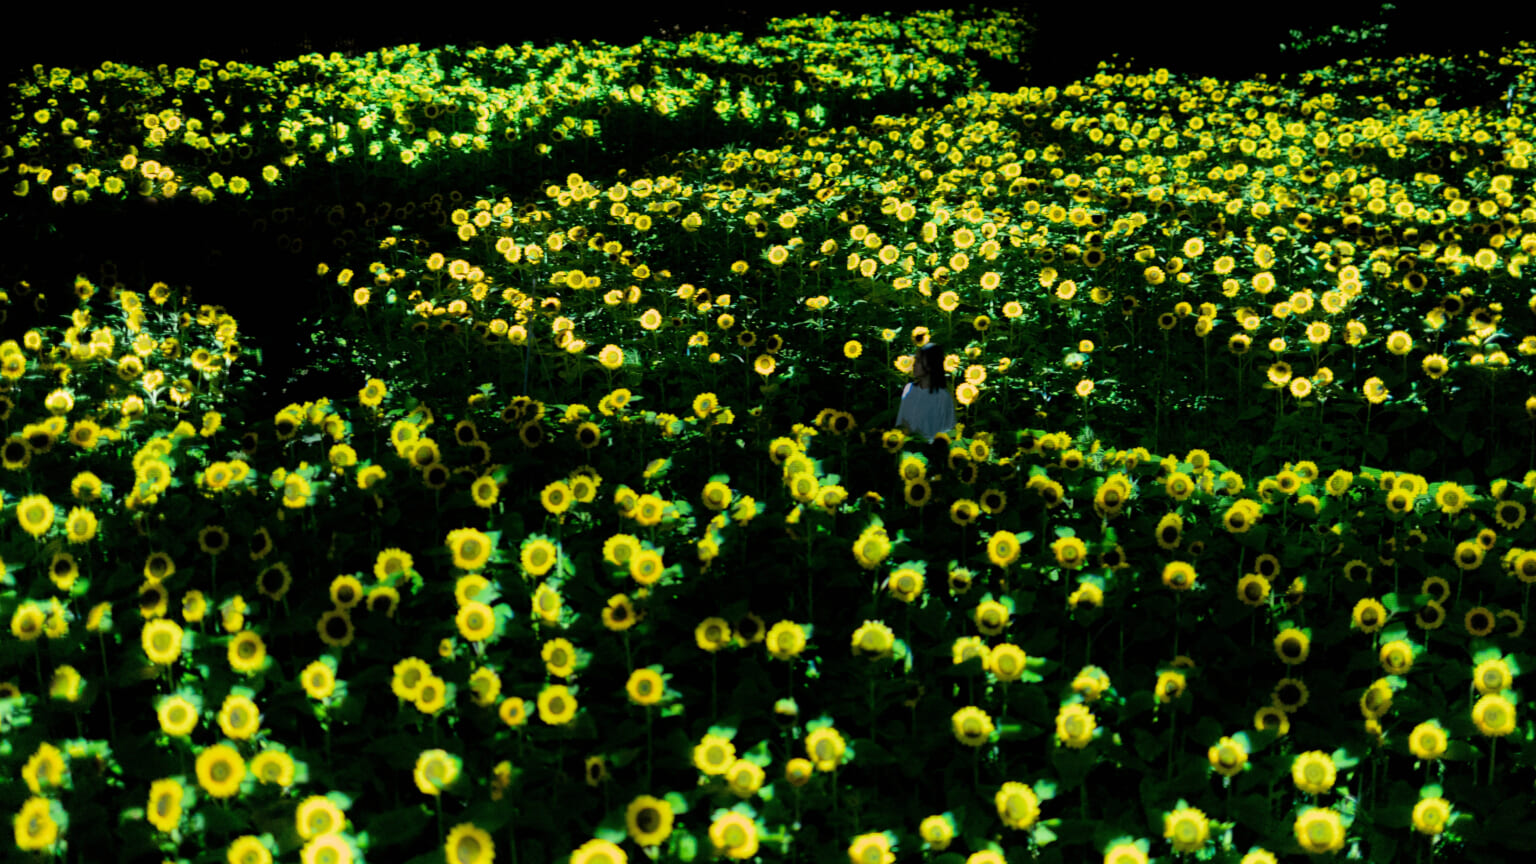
<box><xmin>1049</xmin><ymin>535</ymin><xmax>1089</xmax><ymax>569</ymax></box>
<box><xmin>495</xmin><ymin>696</ymin><xmax>528</xmax><ymax>727</ymax></box>
<box><xmin>1222</xmin><ymin>501</ymin><xmax>1259</xmax><ymax>533</ymax></box>
<box><xmin>1495</xmin><ymin>500</ymin><xmax>1527</xmax><ymax>531</ymax></box>
<box><xmin>1055</xmin><ymin>703</ymin><xmax>1096</xmax><ymax>749</ymax></box>
<box><xmin>1155</xmin><ymin>670</ymin><xmax>1187</xmax><ymax>703</ymax></box>
<box><xmin>1464</xmin><ymin>606</ymin><xmax>1496</xmax><ymax>637</ymax></box>
<box><xmin>1155</xmin><ymin>513</ymin><xmax>1183</xmax><ymax>549</ymax></box>
<box><xmin>14</xmin><ymin>797</ymin><xmax>59</xmax><ymax>852</ymax></box>
<box><xmin>228</xmin><ymin>836</ymin><xmax>274</xmax><ymax>864</ymax></box>
<box><xmin>537</xmin><ymin>685</ymin><xmax>577</xmax><ymax>725</ymax></box>
<box><xmin>986</xmin><ymin>531</ymin><xmax>1020</xmax><ymax>568</ymax></box>
<box><xmin>1162</xmin><ymin>562</ymin><xmax>1197</xmax><ymax>591</ymax></box>
<box><xmin>1291</xmin><ymin>751</ymin><xmax>1336</xmax><ymax>795</ymax></box>
<box><xmin>317</xmin><ymin>609</ymin><xmax>354</xmax><ymax>647</ymax></box>
<box><xmin>1272</xmin><ymin>677</ymin><xmax>1310</xmax><ymax>713</ymax></box>
<box><xmin>195</xmin><ymin>743</ymin><xmax>246</xmax><ymax>799</ymax></box>
<box><xmin>1255</xmin><ymin>705</ymin><xmax>1290</xmax><ymax>736</ymax></box>
<box><xmin>1274</xmin><ymin>628</ymin><xmax>1310</xmax><ymax>665</ymax></box>
<box><xmin>531</xmin><ymin>582</ymin><xmax>564</xmax><ymax>625</ymax></box>
<box><xmin>1350</xmin><ymin>598</ymin><xmax>1387</xmax><ymax>634</ymax></box>
<box><xmin>251</xmin><ymin>750</ymin><xmax>296</xmax><ymax>786</ymax></box>
<box><xmin>1104</xmin><ymin>842</ymin><xmax>1148</xmax><ymax>864</ymax></box>
<box><xmin>903</xmin><ymin>479</ymin><xmax>931</xmax><ymax>508</ymax></box>
<box><xmin>301</xmin><ymin>660</ymin><xmax>337</xmax><ymax>700</ymax></box>
<box><xmin>21</xmin><ymin>744</ymin><xmax>66</xmax><ymax>796</ymax></box>
<box><xmin>708</xmin><ymin>812</ymin><xmax>759</xmax><ymax>860</ymax></box>
<box><xmin>300</xmin><ymin>832</ymin><xmax>354</xmax><ymax>864</ymax></box>
<box><xmin>64</xmin><ymin>507</ymin><xmax>98</xmax><ymax>545</ymax></box>
<box><xmin>695</xmin><ymin>617</ymin><xmax>732</xmax><ymax>652</ymax></box>
<box><xmin>1377</xmin><ymin>640</ymin><xmax>1414</xmax><ymax>675</ymax></box>
<box><xmin>17</xmin><ymin>494</ymin><xmax>55</xmax><ymax>538</ymax></box>
<box><xmin>1163</xmin><ymin>807</ymin><xmax>1209</xmax><ymax>854</ymax></box>
<box><xmin>974</xmin><ymin>600</ymin><xmax>1009</xmax><ymax>636</ymax></box>
<box><xmin>218</xmin><ymin>693</ymin><xmax>262</xmax><ymax>740</ymax></box>
<box><xmin>1407</xmin><ymin>720</ymin><xmax>1448</xmax><ymax>760</ymax></box>
<box><xmin>1236</xmin><ymin>574</ymin><xmax>1271</xmax><ymax>607</ymax></box>
<box><xmin>1293</xmin><ymin>808</ymin><xmax>1344</xmax><ymax>854</ymax></box>
<box><xmin>142</xmin><ymin>618</ymin><xmax>184</xmax><ymax>665</ymax></box>
<box><xmin>456</xmin><ymin>602</ymin><xmax>496</xmax><ymax>642</ymax></box>
<box><xmin>1208</xmin><ymin>736</ymin><xmax>1247</xmax><ymax>777</ymax></box>
<box><xmin>1412</xmin><ymin>797</ymin><xmax>1451</xmax><ymax>836</ymax></box>
<box><xmin>446</xmin><ymin>528</ymin><xmax>493</xmax><ymax>571</ymax></box>
<box><xmin>367</xmin><ymin>587</ymin><xmax>400</xmax><ymax>617</ymax></box>
<box><xmin>414</xmin><ymin>749</ymin><xmax>462</xmax><ymax>796</ymax></box>
<box><xmin>414</xmin><ymin>676</ymin><xmax>448</xmax><ymax>715</ymax></box>
<box><xmin>851</xmin><ymin>620</ymin><xmax>895</xmax><ymax>660</ymax></box>
<box><xmin>805</xmin><ymin>726</ymin><xmax>847</xmax><ymax>771</ymax></box>
<box><xmin>10</xmin><ymin>604</ymin><xmax>44</xmax><ymax>643</ymax></box>
<box><xmin>157</xmin><ymin>695</ymin><xmax>198</xmax><ymax>737</ymax></box>
<box><xmin>1472</xmin><ymin>694</ymin><xmax>1516</xmax><ymax>737</ymax></box>
<box><xmin>951</xmin><ymin>706</ymin><xmax>995</xmax><ymax>747</ymax></box>
<box><xmin>373</xmin><ymin>548</ymin><xmax>413</xmax><ymax>582</ymax></box>
<box><xmin>726</xmin><ymin>759</ymin><xmax>766</xmax><ymax>799</ymax></box>
<box><xmin>693</xmin><ymin>734</ymin><xmax>735</xmax><ymax>776</ymax></box>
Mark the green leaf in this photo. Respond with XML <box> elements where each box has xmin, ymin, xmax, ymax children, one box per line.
<box><xmin>365</xmin><ymin>806</ymin><xmax>429</xmax><ymax>846</ymax></box>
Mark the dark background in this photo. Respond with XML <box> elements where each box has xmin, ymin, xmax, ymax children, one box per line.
<box><xmin>7</xmin><ymin>2</ymin><xmax>1533</xmax><ymax>89</ymax></box>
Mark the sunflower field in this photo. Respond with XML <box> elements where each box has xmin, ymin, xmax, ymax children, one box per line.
<box><xmin>4</xmin><ymin>7</ymin><xmax>1536</xmax><ymax>864</ymax></box>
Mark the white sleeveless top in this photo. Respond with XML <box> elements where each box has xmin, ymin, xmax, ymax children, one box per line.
<box><xmin>895</xmin><ymin>382</ymin><xmax>956</xmax><ymax>442</ymax></box>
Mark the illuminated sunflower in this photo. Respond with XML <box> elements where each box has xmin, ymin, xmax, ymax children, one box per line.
<box><xmin>195</xmin><ymin>743</ymin><xmax>246</xmax><ymax>799</ymax></box>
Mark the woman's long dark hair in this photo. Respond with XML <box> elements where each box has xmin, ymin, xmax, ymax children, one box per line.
<box><xmin>917</xmin><ymin>343</ymin><xmax>948</xmax><ymax>393</ymax></box>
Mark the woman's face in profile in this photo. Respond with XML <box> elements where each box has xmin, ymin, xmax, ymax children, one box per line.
<box><xmin>911</xmin><ymin>351</ymin><xmax>927</xmax><ymax>379</ymax></box>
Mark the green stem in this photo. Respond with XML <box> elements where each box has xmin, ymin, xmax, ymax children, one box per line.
<box><xmin>97</xmin><ymin>634</ymin><xmax>118</xmax><ymax>743</ymax></box>
<box><xmin>1489</xmin><ymin>737</ymin><xmax>1497</xmax><ymax>787</ymax></box>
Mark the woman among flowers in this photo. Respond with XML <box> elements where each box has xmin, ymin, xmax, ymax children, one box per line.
<box><xmin>895</xmin><ymin>343</ymin><xmax>956</xmax><ymax>444</ymax></box>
